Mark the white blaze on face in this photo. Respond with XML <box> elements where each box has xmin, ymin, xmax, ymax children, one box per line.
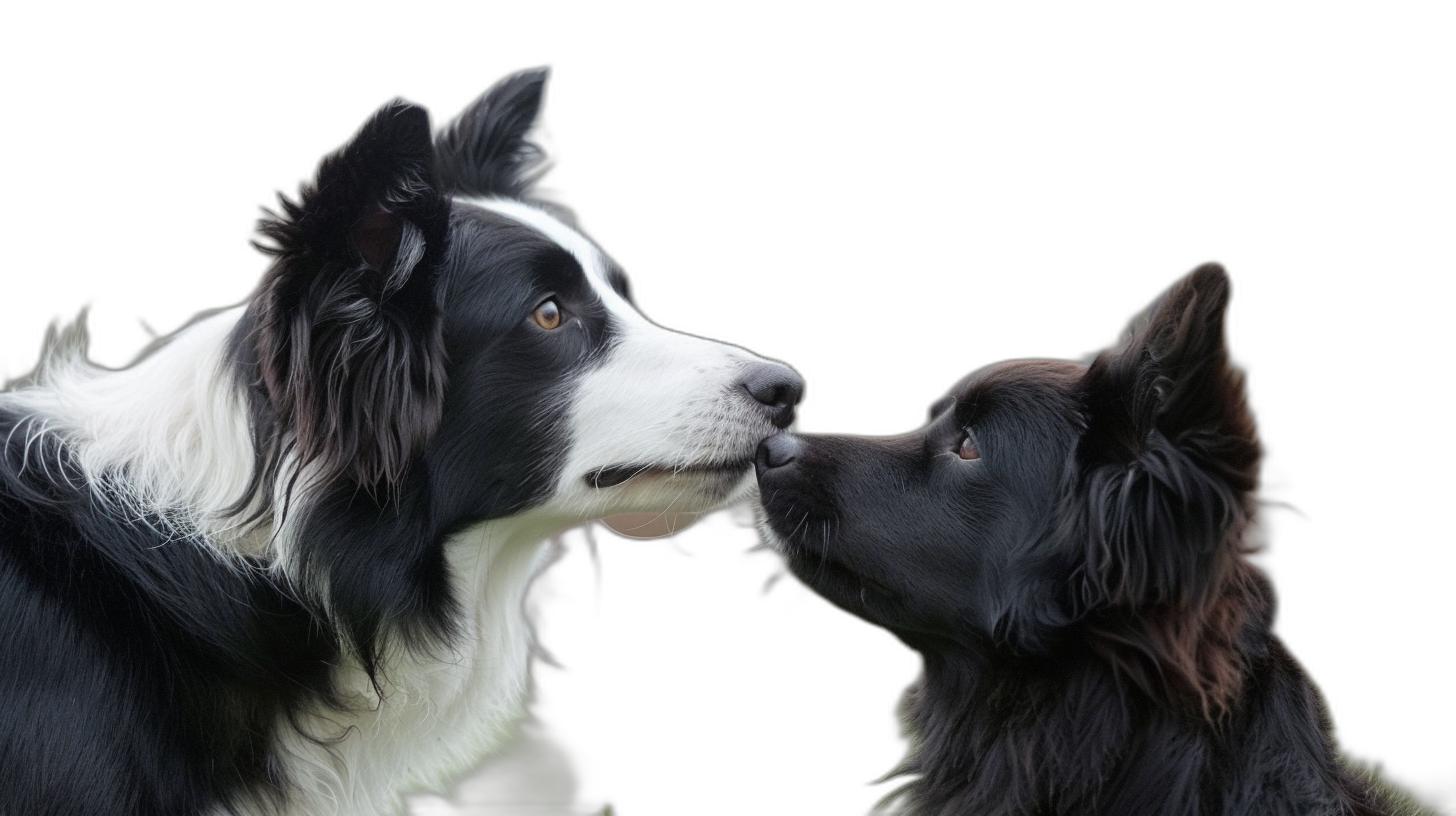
<box><xmin>467</xmin><ymin>199</ymin><xmax>782</xmax><ymax>524</ymax></box>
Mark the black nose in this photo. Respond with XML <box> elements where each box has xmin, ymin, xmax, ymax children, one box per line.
<box><xmin>738</xmin><ymin>363</ymin><xmax>804</xmax><ymax>429</ymax></box>
<box><xmin>756</xmin><ymin>432</ymin><xmax>802</xmax><ymax>476</ymax></box>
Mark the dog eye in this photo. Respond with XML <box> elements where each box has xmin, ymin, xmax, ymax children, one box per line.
<box><xmin>532</xmin><ymin>298</ymin><xmax>563</xmax><ymax>330</ymax></box>
<box><xmin>957</xmin><ymin>433</ymin><xmax>980</xmax><ymax>461</ymax></box>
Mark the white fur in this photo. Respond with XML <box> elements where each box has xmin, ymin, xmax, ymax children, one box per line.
<box><xmin>245</xmin><ymin>520</ymin><xmax>555</xmax><ymax>816</ymax></box>
<box><xmin>1</xmin><ymin>309</ymin><xmax>266</xmax><ymax>554</ymax></box>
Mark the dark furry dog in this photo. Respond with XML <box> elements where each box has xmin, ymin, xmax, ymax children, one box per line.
<box><xmin>756</xmin><ymin>265</ymin><xmax>1430</xmax><ymax>815</ymax></box>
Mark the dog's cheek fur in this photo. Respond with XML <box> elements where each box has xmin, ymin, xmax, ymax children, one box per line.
<box><xmin>760</xmin><ymin>435</ymin><xmax>922</xmax><ymax>625</ymax></box>
<box><xmin>419</xmin><ymin>210</ymin><xmax>614</xmax><ymax>526</ymax></box>
<box><xmin>761</xmin><ymin>432</ymin><xmax>1009</xmax><ymax>640</ymax></box>
<box><xmin>1063</xmin><ymin>263</ymin><xmax>1264</xmax><ymax>721</ymax></box>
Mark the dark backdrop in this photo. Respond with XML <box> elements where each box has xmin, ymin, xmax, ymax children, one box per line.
<box><xmin>8</xmin><ymin>42</ymin><xmax>1444</xmax><ymax>816</ymax></box>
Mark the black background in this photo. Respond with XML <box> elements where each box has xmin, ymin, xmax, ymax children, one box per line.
<box><xmin>5</xmin><ymin>36</ymin><xmax>1450</xmax><ymax>810</ymax></box>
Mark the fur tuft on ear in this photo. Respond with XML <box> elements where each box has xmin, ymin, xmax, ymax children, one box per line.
<box><xmin>1066</xmin><ymin>264</ymin><xmax>1264</xmax><ymax>721</ymax></box>
<box><xmin>1076</xmin><ymin>264</ymin><xmax>1259</xmax><ymax>600</ymax></box>
<box><xmin>245</xmin><ymin>101</ymin><xmax>450</xmax><ymax>498</ymax></box>
<box><xmin>434</xmin><ymin>67</ymin><xmax>550</xmax><ymax>198</ymax></box>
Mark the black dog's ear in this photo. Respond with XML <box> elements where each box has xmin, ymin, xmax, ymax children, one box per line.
<box><xmin>1072</xmin><ymin>264</ymin><xmax>1260</xmax><ymax>610</ymax></box>
<box><xmin>249</xmin><ymin>101</ymin><xmax>450</xmax><ymax>494</ymax></box>
<box><xmin>435</xmin><ymin>67</ymin><xmax>549</xmax><ymax>198</ymax></box>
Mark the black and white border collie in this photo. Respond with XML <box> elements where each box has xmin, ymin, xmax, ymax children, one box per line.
<box><xmin>0</xmin><ymin>69</ymin><xmax>800</xmax><ymax>816</ymax></box>
<box><xmin>756</xmin><ymin>266</ymin><xmax>1430</xmax><ymax>815</ymax></box>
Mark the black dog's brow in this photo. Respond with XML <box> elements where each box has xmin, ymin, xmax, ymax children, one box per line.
<box><xmin>958</xmin><ymin>395</ymin><xmax>982</xmax><ymax>424</ymax></box>
<box><xmin>928</xmin><ymin>395</ymin><xmax>955</xmax><ymax>420</ymax></box>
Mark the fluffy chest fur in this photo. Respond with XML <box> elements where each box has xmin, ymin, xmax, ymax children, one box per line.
<box><xmin>250</xmin><ymin>525</ymin><xmax>554</xmax><ymax>816</ymax></box>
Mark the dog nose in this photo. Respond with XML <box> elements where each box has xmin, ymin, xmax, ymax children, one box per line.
<box><xmin>756</xmin><ymin>432</ymin><xmax>802</xmax><ymax>476</ymax></box>
<box><xmin>738</xmin><ymin>363</ymin><xmax>804</xmax><ymax>429</ymax></box>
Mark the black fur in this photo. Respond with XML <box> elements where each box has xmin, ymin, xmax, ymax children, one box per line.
<box><xmin>757</xmin><ymin>265</ymin><xmax>1432</xmax><ymax>815</ymax></box>
<box><xmin>247</xmin><ymin>100</ymin><xmax>451</xmax><ymax>499</ymax></box>
<box><xmin>0</xmin><ymin>414</ymin><xmax>334</xmax><ymax>815</ymax></box>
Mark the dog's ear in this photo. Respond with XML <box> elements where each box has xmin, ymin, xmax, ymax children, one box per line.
<box><xmin>435</xmin><ymin>67</ymin><xmax>549</xmax><ymax>198</ymax></box>
<box><xmin>249</xmin><ymin>100</ymin><xmax>450</xmax><ymax>494</ymax></box>
<box><xmin>1071</xmin><ymin>263</ymin><xmax>1260</xmax><ymax>612</ymax></box>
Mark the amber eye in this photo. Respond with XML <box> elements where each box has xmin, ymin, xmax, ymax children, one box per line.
<box><xmin>957</xmin><ymin>433</ymin><xmax>981</xmax><ymax>461</ymax></box>
<box><xmin>532</xmin><ymin>298</ymin><xmax>562</xmax><ymax>330</ymax></box>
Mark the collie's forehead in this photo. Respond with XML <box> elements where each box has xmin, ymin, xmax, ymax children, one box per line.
<box><xmin>457</xmin><ymin>197</ymin><xmax>628</xmax><ymax>310</ymax></box>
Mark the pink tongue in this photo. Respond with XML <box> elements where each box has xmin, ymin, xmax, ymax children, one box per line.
<box><xmin>602</xmin><ymin>512</ymin><xmax>703</xmax><ymax>539</ymax></box>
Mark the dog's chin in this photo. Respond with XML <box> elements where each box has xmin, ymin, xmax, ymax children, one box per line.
<box><xmin>602</xmin><ymin>511</ymin><xmax>702</xmax><ymax>539</ymax></box>
<box><xmin>757</xmin><ymin>520</ymin><xmax>903</xmax><ymax>626</ymax></box>
<box><xmin>590</xmin><ymin>460</ymin><xmax>756</xmax><ymax>538</ymax></box>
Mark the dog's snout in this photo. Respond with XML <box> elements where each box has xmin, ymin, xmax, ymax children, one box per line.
<box><xmin>739</xmin><ymin>364</ymin><xmax>804</xmax><ymax>429</ymax></box>
<box><xmin>756</xmin><ymin>432</ymin><xmax>802</xmax><ymax>476</ymax></box>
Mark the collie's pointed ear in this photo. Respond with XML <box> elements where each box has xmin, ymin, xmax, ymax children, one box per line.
<box><xmin>435</xmin><ymin>67</ymin><xmax>550</xmax><ymax>198</ymax></box>
<box><xmin>249</xmin><ymin>101</ymin><xmax>450</xmax><ymax>494</ymax></box>
<box><xmin>1071</xmin><ymin>264</ymin><xmax>1260</xmax><ymax>610</ymax></box>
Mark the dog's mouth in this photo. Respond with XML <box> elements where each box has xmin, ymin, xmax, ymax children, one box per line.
<box><xmin>586</xmin><ymin>459</ymin><xmax>753</xmax><ymax>489</ymax></box>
